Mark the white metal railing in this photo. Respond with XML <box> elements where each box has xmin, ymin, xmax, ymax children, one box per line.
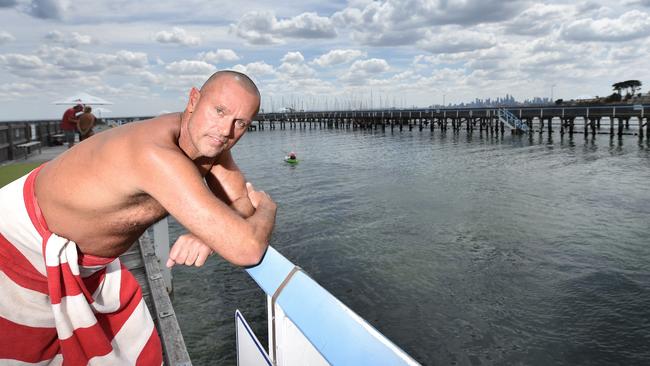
<box><xmin>152</xmin><ymin>220</ymin><xmax>420</xmax><ymax>365</ymax></box>
<box><xmin>497</xmin><ymin>108</ymin><xmax>529</xmax><ymax>132</ymax></box>
<box><xmin>243</xmin><ymin>247</ymin><xmax>420</xmax><ymax>366</ymax></box>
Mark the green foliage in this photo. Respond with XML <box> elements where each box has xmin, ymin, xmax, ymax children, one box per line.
<box><xmin>605</xmin><ymin>93</ymin><xmax>622</xmax><ymax>103</ymax></box>
<box><xmin>612</xmin><ymin>80</ymin><xmax>643</xmax><ymax>95</ymax></box>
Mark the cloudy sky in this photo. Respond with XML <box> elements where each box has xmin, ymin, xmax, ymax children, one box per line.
<box><xmin>0</xmin><ymin>0</ymin><xmax>648</xmax><ymax>120</ymax></box>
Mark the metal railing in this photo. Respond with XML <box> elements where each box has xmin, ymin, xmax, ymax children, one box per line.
<box><xmin>497</xmin><ymin>108</ymin><xmax>529</xmax><ymax>132</ymax></box>
<box><xmin>244</xmin><ymin>247</ymin><xmax>420</xmax><ymax>365</ymax></box>
<box><xmin>151</xmin><ymin>219</ymin><xmax>420</xmax><ymax>365</ymax></box>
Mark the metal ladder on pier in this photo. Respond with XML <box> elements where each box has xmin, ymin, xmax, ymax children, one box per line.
<box><xmin>497</xmin><ymin>108</ymin><xmax>529</xmax><ymax>132</ymax></box>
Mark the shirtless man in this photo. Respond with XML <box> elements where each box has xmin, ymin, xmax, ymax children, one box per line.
<box><xmin>39</xmin><ymin>70</ymin><xmax>275</xmax><ymax>264</ymax></box>
<box><xmin>0</xmin><ymin>70</ymin><xmax>276</xmax><ymax>364</ymax></box>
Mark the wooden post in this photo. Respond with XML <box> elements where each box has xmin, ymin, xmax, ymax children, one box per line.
<box><xmin>640</xmin><ymin>117</ymin><xmax>644</xmax><ymax>141</ymax></box>
<box><xmin>618</xmin><ymin>118</ymin><xmax>624</xmax><ymax>136</ymax></box>
<box><xmin>591</xmin><ymin>118</ymin><xmax>597</xmax><ymax>135</ymax></box>
<box><xmin>7</xmin><ymin>124</ymin><xmax>15</xmax><ymax>160</ymax></box>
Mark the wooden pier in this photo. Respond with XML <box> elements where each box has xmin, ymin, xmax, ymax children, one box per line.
<box><xmin>2</xmin><ymin>104</ymin><xmax>646</xmax><ymax>164</ymax></box>
<box><xmin>122</xmin><ymin>232</ymin><xmax>191</xmax><ymax>366</ymax></box>
<box><xmin>250</xmin><ymin>104</ymin><xmax>649</xmax><ymax>139</ymax></box>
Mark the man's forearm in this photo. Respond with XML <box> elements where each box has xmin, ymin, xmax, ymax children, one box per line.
<box><xmin>247</xmin><ymin>201</ymin><xmax>276</xmax><ymax>248</ymax></box>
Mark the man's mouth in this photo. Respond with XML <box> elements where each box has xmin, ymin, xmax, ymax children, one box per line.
<box><xmin>208</xmin><ymin>135</ymin><xmax>227</xmax><ymax>146</ymax></box>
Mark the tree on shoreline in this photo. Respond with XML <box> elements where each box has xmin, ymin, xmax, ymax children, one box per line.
<box><xmin>612</xmin><ymin>80</ymin><xmax>642</xmax><ymax>97</ymax></box>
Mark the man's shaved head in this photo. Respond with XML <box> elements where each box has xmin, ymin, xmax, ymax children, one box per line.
<box><xmin>201</xmin><ymin>70</ymin><xmax>260</xmax><ymax>99</ymax></box>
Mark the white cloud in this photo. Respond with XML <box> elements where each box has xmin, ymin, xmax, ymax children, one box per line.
<box><xmin>34</xmin><ymin>46</ymin><xmax>149</xmax><ymax>73</ymax></box>
<box><xmin>504</xmin><ymin>4</ymin><xmax>570</xmax><ymax>36</ymax></box>
<box><xmin>0</xmin><ymin>82</ymin><xmax>37</xmax><ymax>101</ymax></box>
<box><xmin>275</xmin><ymin>12</ymin><xmax>337</xmax><ymax>38</ymax></box>
<box><xmin>562</xmin><ymin>10</ymin><xmax>650</xmax><ymax>41</ymax></box>
<box><xmin>231</xmin><ymin>61</ymin><xmax>276</xmax><ymax>78</ymax></box>
<box><xmin>68</xmin><ymin>32</ymin><xmax>92</xmax><ymax>46</ymax></box>
<box><xmin>44</xmin><ymin>30</ymin><xmax>93</xmax><ymax>47</ymax></box>
<box><xmin>0</xmin><ymin>30</ymin><xmax>15</xmax><ymax>44</ymax></box>
<box><xmin>165</xmin><ymin>60</ymin><xmax>216</xmax><ymax>75</ymax></box>
<box><xmin>0</xmin><ymin>53</ymin><xmax>46</xmax><ymax>69</ymax></box>
<box><xmin>231</xmin><ymin>11</ymin><xmax>336</xmax><ymax>45</ymax></box>
<box><xmin>333</xmin><ymin>0</ymin><xmax>523</xmax><ymax>46</ymax></box>
<box><xmin>312</xmin><ymin>49</ymin><xmax>367</xmax><ymax>67</ymax></box>
<box><xmin>139</xmin><ymin>71</ymin><xmax>161</xmax><ymax>85</ymax></box>
<box><xmin>340</xmin><ymin>58</ymin><xmax>390</xmax><ymax>85</ymax></box>
<box><xmin>350</xmin><ymin>58</ymin><xmax>390</xmax><ymax>74</ymax></box>
<box><xmin>155</xmin><ymin>27</ymin><xmax>201</xmax><ymax>46</ymax></box>
<box><xmin>416</xmin><ymin>29</ymin><xmax>496</xmax><ymax>54</ymax></box>
<box><xmin>281</xmin><ymin>51</ymin><xmax>304</xmax><ymax>64</ymax></box>
<box><xmin>0</xmin><ymin>82</ymin><xmax>35</xmax><ymax>92</ymax></box>
<box><xmin>44</xmin><ymin>30</ymin><xmax>63</xmax><ymax>42</ymax></box>
<box><xmin>278</xmin><ymin>62</ymin><xmax>316</xmax><ymax>79</ymax></box>
<box><xmin>114</xmin><ymin>50</ymin><xmax>149</xmax><ymax>68</ymax></box>
<box><xmin>198</xmin><ymin>49</ymin><xmax>240</xmax><ymax>64</ymax></box>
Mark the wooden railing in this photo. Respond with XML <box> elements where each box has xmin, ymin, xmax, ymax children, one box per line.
<box><xmin>0</xmin><ymin>120</ymin><xmax>63</xmax><ymax>163</ymax></box>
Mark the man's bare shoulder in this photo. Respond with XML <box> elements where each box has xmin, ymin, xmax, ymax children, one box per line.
<box><xmin>115</xmin><ymin>113</ymin><xmax>181</xmax><ymax>143</ymax></box>
<box><xmin>41</xmin><ymin>113</ymin><xmax>186</xmax><ymax>192</ymax></box>
<box><xmin>107</xmin><ymin>113</ymin><xmax>188</xmax><ymax>173</ymax></box>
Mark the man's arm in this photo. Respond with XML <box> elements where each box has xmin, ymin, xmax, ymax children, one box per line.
<box><xmin>206</xmin><ymin>150</ymin><xmax>255</xmax><ymax>218</ymax></box>
<box><xmin>139</xmin><ymin>147</ymin><xmax>276</xmax><ymax>267</ymax></box>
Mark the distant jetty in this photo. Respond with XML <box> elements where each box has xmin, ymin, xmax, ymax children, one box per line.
<box><xmin>251</xmin><ymin>104</ymin><xmax>649</xmax><ymax>138</ymax></box>
<box><xmin>2</xmin><ymin>104</ymin><xmax>648</xmax><ymax>163</ymax></box>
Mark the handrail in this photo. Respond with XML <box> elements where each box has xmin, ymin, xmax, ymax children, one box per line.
<box><xmin>497</xmin><ymin>108</ymin><xmax>529</xmax><ymax>132</ymax></box>
<box><xmin>246</xmin><ymin>247</ymin><xmax>420</xmax><ymax>365</ymax></box>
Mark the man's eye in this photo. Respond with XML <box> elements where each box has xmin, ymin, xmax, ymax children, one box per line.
<box><xmin>236</xmin><ymin>120</ymin><xmax>247</xmax><ymax>128</ymax></box>
<box><xmin>216</xmin><ymin>108</ymin><xmax>224</xmax><ymax>115</ymax></box>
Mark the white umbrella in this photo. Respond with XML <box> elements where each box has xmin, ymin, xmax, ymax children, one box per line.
<box><xmin>93</xmin><ymin>107</ymin><xmax>112</xmax><ymax>118</ymax></box>
<box><xmin>52</xmin><ymin>92</ymin><xmax>113</xmax><ymax>105</ymax></box>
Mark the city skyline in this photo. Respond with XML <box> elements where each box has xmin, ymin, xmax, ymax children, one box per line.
<box><xmin>0</xmin><ymin>0</ymin><xmax>649</xmax><ymax>120</ymax></box>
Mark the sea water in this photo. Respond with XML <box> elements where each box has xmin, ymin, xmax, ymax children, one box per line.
<box><xmin>170</xmin><ymin>128</ymin><xmax>650</xmax><ymax>365</ymax></box>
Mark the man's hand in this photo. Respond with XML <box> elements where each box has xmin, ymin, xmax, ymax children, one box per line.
<box><xmin>166</xmin><ymin>233</ymin><xmax>213</xmax><ymax>268</ymax></box>
<box><xmin>246</xmin><ymin>182</ymin><xmax>275</xmax><ymax>211</ymax></box>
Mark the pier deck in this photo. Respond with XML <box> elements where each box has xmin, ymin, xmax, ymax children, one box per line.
<box><xmin>122</xmin><ymin>233</ymin><xmax>191</xmax><ymax>366</ymax></box>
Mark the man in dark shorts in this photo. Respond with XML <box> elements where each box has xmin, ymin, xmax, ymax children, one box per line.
<box><xmin>60</xmin><ymin>104</ymin><xmax>82</xmax><ymax>148</ymax></box>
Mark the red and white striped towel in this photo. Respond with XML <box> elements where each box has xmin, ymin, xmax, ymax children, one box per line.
<box><xmin>0</xmin><ymin>166</ymin><xmax>162</xmax><ymax>365</ymax></box>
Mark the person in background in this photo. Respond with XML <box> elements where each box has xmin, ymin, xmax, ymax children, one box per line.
<box><xmin>78</xmin><ymin>106</ymin><xmax>96</xmax><ymax>141</ymax></box>
<box><xmin>289</xmin><ymin>151</ymin><xmax>297</xmax><ymax>160</ymax></box>
<box><xmin>60</xmin><ymin>104</ymin><xmax>82</xmax><ymax>148</ymax></box>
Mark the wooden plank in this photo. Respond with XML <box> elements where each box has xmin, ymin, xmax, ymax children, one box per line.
<box><xmin>138</xmin><ymin>232</ymin><xmax>192</xmax><ymax>366</ymax></box>
<box><xmin>16</xmin><ymin>141</ymin><xmax>41</xmax><ymax>148</ymax></box>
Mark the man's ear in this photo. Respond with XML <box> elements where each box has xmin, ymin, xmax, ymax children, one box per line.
<box><xmin>187</xmin><ymin>87</ymin><xmax>201</xmax><ymax>113</ymax></box>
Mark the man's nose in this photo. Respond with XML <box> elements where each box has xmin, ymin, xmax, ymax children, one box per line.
<box><xmin>216</xmin><ymin>118</ymin><xmax>233</xmax><ymax>136</ymax></box>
